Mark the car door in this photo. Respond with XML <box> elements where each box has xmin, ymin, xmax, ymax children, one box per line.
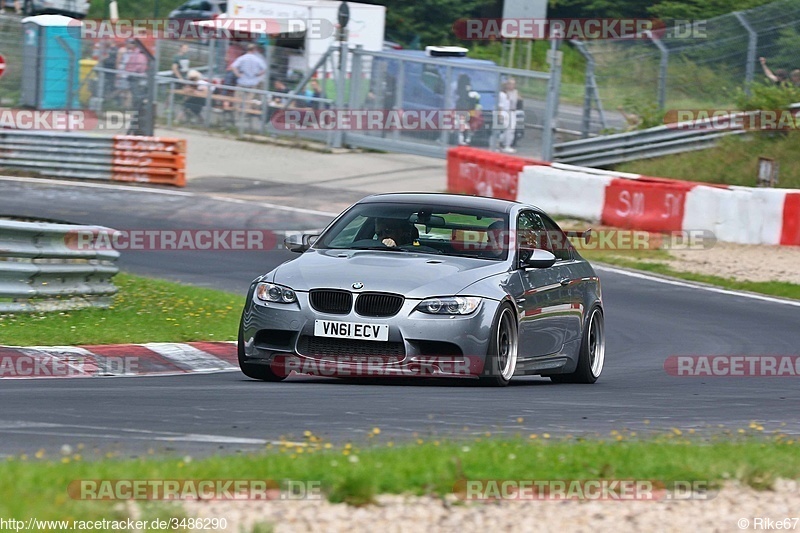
<box><xmin>515</xmin><ymin>210</ymin><xmax>576</xmax><ymax>359</ymax></box>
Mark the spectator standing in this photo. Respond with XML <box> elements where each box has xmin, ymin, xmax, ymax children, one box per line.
<box><xmin>501</xmin><ymin>78</ymin><xmax>519</xmax><ymax>152</ymax></box>
<box><xmin>497</xmin><ymin>82</ymin><xmax>516</xmax><ymax>153</ymax></box>
<box><xmin>231</xmin><ymin>43</ymin><xmax>267</xmax><ymax>91</ymax></box>
<box><xmin>172</xmin><ymin>43</ymin><xmax>191</xmax><ymax>80</ymax></box>
<box><xmin>123</xmin><ymin>41</ymin><xmax>148</xmax><ymax>109</ymax></box>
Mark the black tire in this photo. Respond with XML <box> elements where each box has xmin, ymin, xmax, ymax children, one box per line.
<box><xmin>550</xmin><ymin>306</ymin><xmax>605</xmax><ymax>384</ymax></box>
<box><xmin>479</xmin><ymin>303</ymin><xmax>518</xmax><ymax>387</ymax></box>
<box><xmin>23</xmin><ymin>0</ymin><xmax>34</xmax><ymax>16</ymax></box>
<box><xmin>238</xmin><ymin>322</ymin><xmax>286</xmax><ymax>382</ymax></box>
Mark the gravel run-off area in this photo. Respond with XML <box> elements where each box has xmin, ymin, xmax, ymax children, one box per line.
<box><xmin>181</xmin><ymin>480</ymin><xmax>800</xmax><ymax>532</ymax></box>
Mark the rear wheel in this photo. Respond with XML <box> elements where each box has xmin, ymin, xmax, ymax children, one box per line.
<box><xmin>480</xmin><ymin>303</ymin><xmax>518</xmax><ymax>387</ymax></box>
<box><xmin>550</xmin><ymin>306</ymin><xmax>604</xmax><ymax>384</ymax></box>
<box><xmin>238</xmin><ymin>323</ymin><xmax>286</xmax><ymax>382</ymax></box>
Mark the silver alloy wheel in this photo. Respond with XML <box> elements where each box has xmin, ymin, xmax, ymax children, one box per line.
<box><xmin>497</xmin><ymin>307</ymin><xmax>518</xmax><ymax>381</ymax></box>
<box><xmin>588</xmin><ymin>308</ymin><xmax>605</xmax><ymax>377</ymax></box>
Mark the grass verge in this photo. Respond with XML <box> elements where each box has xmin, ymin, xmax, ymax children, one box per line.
<box><xmin>615</xmin><ymin>132</ymin><xmax>800</xmax><ymax>189</ymax></box>
<box><xmin>578</xmin><ymin>248</ymin><xmax>800</xmax><ymax>300</ymax></box>
<box><xmin>1</xmin><ymin>435</ymin><xmax>798</xmax><ymax>521</ymax></box>
<box><xmin>0</xmin><ymin>273</ymin><xmax>242</xmax><ymax>346</ymax></box>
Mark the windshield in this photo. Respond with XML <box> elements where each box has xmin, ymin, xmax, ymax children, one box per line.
<box><xmin>316</xmin><ymin>201</ymin><xmax>509</xmax><ymax>260</ymax></box>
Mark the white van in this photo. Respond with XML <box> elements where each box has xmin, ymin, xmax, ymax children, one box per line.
<box><xmin>21</xmin><ymin>0</ymin><xmax>90</xmax><ymax>19</ymax></box>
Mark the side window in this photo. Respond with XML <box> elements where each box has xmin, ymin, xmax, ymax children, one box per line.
<box><xmin>537</xmin><ymin>213</ymin><xmax>572</xmax><ymax>261</ymax></box>
<box><xmin>516</xmin><ymin>211</ymin><xmax>544</xmax><ymax>251</ymax></box>
<box><xmin>517</xmin><ymin>211</ymin><xmax>571</xmax><ymax>261</ymax></box>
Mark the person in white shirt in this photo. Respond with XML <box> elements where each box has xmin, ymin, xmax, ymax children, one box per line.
<box><xmin>499</xmin><ymin>78</ymin><xmax>518</xmax><ymax>153</ymax></box>
<box><xmin>231</xmin><ymin>44</ymin><xmax>267</xmax><ymax>90</ymax></box>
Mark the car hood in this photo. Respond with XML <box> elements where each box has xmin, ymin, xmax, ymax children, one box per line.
<box><xmin>273</xmin><ymin>249</ymin><xmax>506</xmax><ymax>299</ymax></box>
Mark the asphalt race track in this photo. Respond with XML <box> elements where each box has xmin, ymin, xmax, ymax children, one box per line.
<box><xmin>0</xmin><ymin>177</ymin><xmax>798</xmax><ymax>458</ymax></box>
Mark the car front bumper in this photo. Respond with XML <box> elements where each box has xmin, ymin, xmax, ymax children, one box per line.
<box><xmin>240</xmin><ymin>290</ymin><xmax>501</xmax><ymax>379</ymax></box>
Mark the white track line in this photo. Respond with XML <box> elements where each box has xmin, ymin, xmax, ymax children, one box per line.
<box><xmin>595</xmin><ymin>265</ymin><xmax>800</xmax><ymax>308</ymax></box>
<box><xmin>0</xmin><ymin>175</ymin><xmax>338</xmax><ymax>217</ymax></box>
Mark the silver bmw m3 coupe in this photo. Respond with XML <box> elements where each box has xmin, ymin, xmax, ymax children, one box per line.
<box><xmin>238</xmin><ymin>193</ymin><xmax>604</xmax><ymax>386</ymax></box>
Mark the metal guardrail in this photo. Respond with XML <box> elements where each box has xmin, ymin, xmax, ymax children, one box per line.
<box><xmin>552</xmin><ymin>117</ymin><xmax>748</xmax><ymax>167</ymax></box>
<box><xmin>0</xmin><ymin>219</ymin><xmax>119</xmax><ymax>312</ymax></box>
<box><xmin>553</xmin><ymin>105</ymin><xmax>800</xmax><ymax>167</ymax></box>
<box><xmin>0</xmin><ymin>130</ymin><xmax>186</xmax><ymax>186</ymax></box>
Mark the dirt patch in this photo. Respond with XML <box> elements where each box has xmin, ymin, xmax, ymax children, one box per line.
<box><xmin>666</xmin><ymin>242</ymin><xmax>800</xmax><ymax>285</ymax></box>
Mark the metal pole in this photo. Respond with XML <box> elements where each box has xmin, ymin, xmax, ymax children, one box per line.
<box><xmin>581</xmin><ymin>46</ymin><xmax>594</xmax><ymax>139</ymax></box>
<box><xmin>734</xmin><ymin>11</ymin><xmax>758</xmax><ymax>96</ymax></box>
<box><xmin>525</xmin><ymin>40</ymin><xmax>533</xmax><ymax>72</ymax></box>
<box><xmin>650</xmin><ymin>32</ymin><xmax>668</xmax><ymax>110</ymax></box>
<box><xmin>541</xmin><ymin>40</ymin><xmax>562</xmax><ymax>161</ymax></box>
<box><xmin>440</xmin><ymin>64</ymin><xmax>452</xmax><ymax>147</ymax></box>
<box><xmin>349</xmin><ymin>45</ymin><xmax>364</xmax><ymax>109</ymax></box>
<box><xmin>333</xmin><ymin>36</ymin><xmax>348</xmax><ymax>148</ymax></box>
<box><xmin>264</xmin><ymin>44</ymin><xmax>273</xmax><ymax>93</ymax></box>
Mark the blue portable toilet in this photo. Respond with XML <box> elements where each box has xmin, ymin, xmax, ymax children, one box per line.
<box><xmin>21</xmin><ymin>15</ymin><xmax>82</xmax><ymax>109</ymax></box>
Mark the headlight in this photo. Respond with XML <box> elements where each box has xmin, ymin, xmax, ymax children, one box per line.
<box><xmin>416</xmin><ymin>296</ymin><xmax>481</xmax><ymax>315</ymax></box>
<box><xmin>255</xmin><ymin>282</ymin><xmax>297</xmax><ymax>303</ymax></box>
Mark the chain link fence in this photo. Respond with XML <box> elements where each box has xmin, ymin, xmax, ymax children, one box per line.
<box><xmin>0</xmin><ymin>11</ymin><xmax>557</xmax><ymax>159</ymax></box>
<box><xmin>580</xmin><ymin>0</ymin><xmax>800</xmax><ymax>134</ymax></box>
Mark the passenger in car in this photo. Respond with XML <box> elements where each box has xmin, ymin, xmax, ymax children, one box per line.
<box><xmin>375</xmin><ymin>218</ymin><xmax>418</xmax><ymax>248</ymax></box>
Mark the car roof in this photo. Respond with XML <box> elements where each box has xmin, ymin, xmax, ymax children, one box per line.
<box><xmin>375</xmin><ymin>50</ymin><xmax>497</xmax><ymax>67</ymax></box>
<box><xmin>358</xmin><ymin>192</ymin><xmax>526</xmax><ymax>214</ymax></box>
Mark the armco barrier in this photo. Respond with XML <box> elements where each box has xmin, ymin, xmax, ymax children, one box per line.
<box><xmin>447</xmin><ymin>147</ymin><xmax>800</xmax><ymax>247</ymax></box>
<box><xmin>0</xmin><ymin>130</ymin><xmax>186</xmax><ymax>187</ymax></box>
<box><xmin>0</xmin><ymin>219</ymin><xmax>119</xmax><ymax>312</ymax></box>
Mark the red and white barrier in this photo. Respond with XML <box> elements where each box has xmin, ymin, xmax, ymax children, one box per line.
<box><xmin>446</xmin><ymin>146</ymin><xmax>800</xmax><ymax>247</ymax></box>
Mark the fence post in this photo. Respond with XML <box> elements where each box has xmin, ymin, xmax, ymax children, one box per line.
<box><xmin>333</xmin><ymin>43</ymin><xmax>348</xmax><ymax>149</ymax></box>
<box><xmin>440</xmin><ymin>65</ymin><xmax>453</xmax><ymax>147</ymax></box>
<box><xmin>541</xmin><ymin>41</ymin><xmax>563</xmax><ymax>161</ymax></box>
<box><xmin>734</xmin><ymin>11</ymin><xmax>758</xmax><ymax>96</ymax></box>
<box><xmin>650</xmin><ymin>32</ymin><xmax>668</xmax><ymax>110</ymax></box>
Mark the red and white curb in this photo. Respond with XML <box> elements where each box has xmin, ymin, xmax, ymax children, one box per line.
<box><xmin>0</xmin><ymin>342</ymin><xmax>238</xmax><ymax>379</ymax></box>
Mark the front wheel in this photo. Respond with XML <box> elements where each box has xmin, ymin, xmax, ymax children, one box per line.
<box><xmin>480</xmin><ymin>303</ymin><xmax>518</xmax><ymax>387</ymax></box>
<box><xmin>551</xmin><ymin>306</ymin><xmax>605</xmax><ymax>384</ymax></box>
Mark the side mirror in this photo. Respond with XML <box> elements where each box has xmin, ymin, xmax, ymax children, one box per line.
<box><xmin>519</xmin><ymin>248</ymin><xmax>556</xmax><ymax>269</ymax></box>
<box><xmin>284</xmin><ymin>233</ymin><xmax>319</xmax><ymax>253</ymax></box>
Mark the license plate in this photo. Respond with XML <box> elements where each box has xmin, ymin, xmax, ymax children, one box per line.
<box><xmin>314</xmin><ymin>320</ymin><xmax>389</xmax><ymax>342</ymax></box>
